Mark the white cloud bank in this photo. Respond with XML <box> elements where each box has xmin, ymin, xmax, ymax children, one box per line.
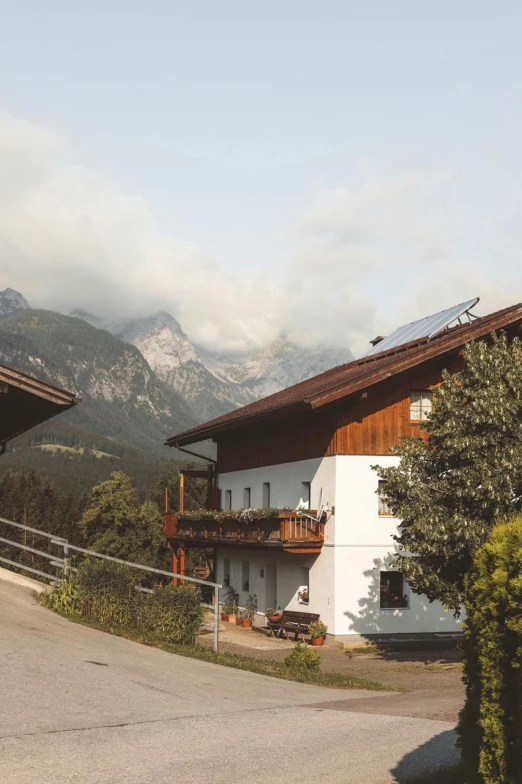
<box><xmin>0</xmin><ymin>110</ymin><xmax>520</xmax><ymax>355</ymax></box>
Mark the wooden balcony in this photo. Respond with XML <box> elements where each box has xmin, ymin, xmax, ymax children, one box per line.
<box><xmin>164</xmin><ymin>511</ymin><xmax>326</xmax><ymax>554</ymax></box>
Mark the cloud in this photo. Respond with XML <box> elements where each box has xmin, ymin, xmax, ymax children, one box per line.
<box><xmin>0</xmin><ymin>110</ymin><xmax>519</xmax><ymax>356</ymax></box>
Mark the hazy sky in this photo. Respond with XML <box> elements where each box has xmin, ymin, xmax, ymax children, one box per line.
<box><xmin>1</xmin><ymin>1</ymin><xmax>522</xmax><ymax>354</ymax></box>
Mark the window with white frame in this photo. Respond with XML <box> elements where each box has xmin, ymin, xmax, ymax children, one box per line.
<box><xmin>242</xmin><ymin>561</ymin><xmax>250</xmax><ymax>592</ymax></box>
<box><xmin>410</xmin><ymin>390</ymin><xmax>433</xmax><ymax>421</ymax></box>
<box><xmin>300</xmin><ymin>481</ymin><xmax>311</xmax><ymax>510</ymax></box>
<box><xmin>378</xmin><ymin>480</ymin><xmax>393</xmax><ymax>516</ymax></box>
<box><xmin>380</xmin><ymin>571</ymin><xmax>408</xmax><ymax>609</ymax></box>
<box><xmin>243</xmin><ymin>487</ymin><xmax>251</xmax><ymax>508</ymax></box>
<box><xmin>262</xmin><ymin>482</ymin><xmax>271</xmax><ymax>507</ymax></box>
<box><xmin>224</xmin><ymin>489</ymin><xmax>232</xmax><ymax>511</ymax></box>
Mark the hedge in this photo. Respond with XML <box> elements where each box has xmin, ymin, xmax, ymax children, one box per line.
<box><xmin>458</xmin><ymin>516</ymin><xmax>522</xmax><ymax>784</ymax></box>
<box><xmin>43</xmin><ymin>559</ymin><xmax>204</xmax><ymax>645</ymax></box>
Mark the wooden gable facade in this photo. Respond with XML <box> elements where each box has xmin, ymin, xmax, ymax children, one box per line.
<box><xmin>216</xmin><ymin>355</ymin><xmax>457</xmax><ymax>473</ymax></box>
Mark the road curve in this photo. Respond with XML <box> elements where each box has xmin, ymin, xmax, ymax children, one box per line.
<box><xmin>0</xmin><ymin>580</ymin><xmax>458</xmax><ymax>783</ymax></box>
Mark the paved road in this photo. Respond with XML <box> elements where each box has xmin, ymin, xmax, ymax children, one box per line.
<box><xmin>0</xmin><ymin>580</ymin><xmax>459</xmax><ymax>783</ymax></box>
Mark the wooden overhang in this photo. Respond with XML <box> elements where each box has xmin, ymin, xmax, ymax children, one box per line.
<box><xmin>165</xmin><ymin>302</ymin><xmax>522</xmax><ymax>449</ymax></box>
<box><xmin>0</xmin><ymin>363</ymin><xmax>79</xmax><ymax>449</ymax></box>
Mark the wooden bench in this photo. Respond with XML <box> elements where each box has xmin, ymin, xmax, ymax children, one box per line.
<box><xmin>267</xmin><ymin>610</ymin><xmax>320</xmax><ymax>641</ymax></box>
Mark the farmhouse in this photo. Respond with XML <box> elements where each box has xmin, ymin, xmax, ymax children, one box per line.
<box><xmin>0</xmin><ymin>362</ymin><xmax>79</xmax><ymax>452</ymax></box>
<box><xmin>165</xmin><ymin>300</ymin><xmax>522</xmax><ymax>641</ymax></box>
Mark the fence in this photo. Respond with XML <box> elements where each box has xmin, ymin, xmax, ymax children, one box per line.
<box><xmin>0</xmin><ymin>516</ymin><xmax>221</xmax><ymax>651</ymax></box>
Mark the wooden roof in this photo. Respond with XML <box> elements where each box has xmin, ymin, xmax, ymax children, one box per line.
<box><xmin>166</xmin><ymin>302</ymin><xmax>522</xmax><ymax>448</ymax></box>
<box><xmin>0</xmin><ymin>363</ymin><xmax>79</xmax><ymax>448</ymax></box>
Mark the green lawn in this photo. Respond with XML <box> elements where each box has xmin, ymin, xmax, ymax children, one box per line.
<box><xmin>32</xmin><ymin>444</ymin><xmax>118</xmax><ymax>459</ymax></box>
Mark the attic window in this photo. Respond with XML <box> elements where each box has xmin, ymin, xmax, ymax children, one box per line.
<box><xmin>410</xmin><ymin>390</ymin><xmax>433</xmax><ymax>421</ymax></box>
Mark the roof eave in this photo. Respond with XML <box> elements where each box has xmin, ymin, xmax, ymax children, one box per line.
<box><xmin>165</xmin><ymin>400</ymin><xmax>311</xmax><ymax>447</ymax></box>
<box><xmin>308</xmin><ymin>307</ymin><xmax>522</xmax><ymax>409</ymax></box>
<box><xmin>0</xmin><ymin>365</ymin><xmax>79</xmax><ymax>407</ymax></box>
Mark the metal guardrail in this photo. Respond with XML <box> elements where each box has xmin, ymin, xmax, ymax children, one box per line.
<box><xmin>0</xmin><ymin>515</ymin><xmax>221</xmax><ymax>651</ymax></box>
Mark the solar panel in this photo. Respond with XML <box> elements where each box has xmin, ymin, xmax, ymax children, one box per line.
<box><xmin>360</xmin><ymin>297</ymin><xmax>480</xmax><ymax>358</ymax></box>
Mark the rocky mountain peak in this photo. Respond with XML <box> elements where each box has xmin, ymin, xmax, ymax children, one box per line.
<box><xmin>118</xmin><ymin>311</ymin><xmax>200</xmax><ymax>371</ymax></box>
<box><xmin>0</xmin><ymin>288</ymin><xmax>31</xmax><ymax>315</ymax></box>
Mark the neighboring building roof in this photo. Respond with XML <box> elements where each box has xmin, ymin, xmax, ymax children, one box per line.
<box><xmin>0</xmin><ymin>363</ymin><xmax>79</xmax><ymax>448</ymax></box>
<box><xmin>166</xmin><ymin>302</ymin><xmax>522</xmax><ymax>447</ymax></box>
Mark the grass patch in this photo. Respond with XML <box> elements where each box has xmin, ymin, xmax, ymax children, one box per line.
<box><xmin>44</xmin><ymin>607</ymin><xmax>398</xmax><ymax>692</ymax></box>
<box><xmin>400</xmin><ymin>765</ymin><xmax>464</xmax><ymax>784</ymax></box>
<box><xmin>32</xmin><ymin>444</ymin><xmax>118</xmax><ymax>459</ymax></box>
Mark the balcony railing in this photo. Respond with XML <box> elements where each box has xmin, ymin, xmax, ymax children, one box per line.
<box><xmin>164</xmin><ymin>510</ymin><xmax>325</xmax><ymax>551</ymax></box>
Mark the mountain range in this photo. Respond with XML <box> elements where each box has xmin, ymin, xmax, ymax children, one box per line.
<box><xmin>0</xmin><ymin>287</ymin><xmax>353</xmax><ymax>459</ymax></box>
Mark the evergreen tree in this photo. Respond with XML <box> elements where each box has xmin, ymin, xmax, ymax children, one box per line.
<box><xmin>374</xmin><ymin>332</ymin><xmax>522</xmax><ymax>611</ymax></box>
<box><xmin>80</xmin><ymin>471</ymin><xmax>169</xmax><ymax>568</ymax></box>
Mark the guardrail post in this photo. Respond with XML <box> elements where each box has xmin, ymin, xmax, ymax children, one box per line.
<box><xmin>63</xmin><ymin>540</ymin><xmax>70</xmax><ymax>582</ymax></box>
<box><xmin>214</xmin><ymin>585</ymin><xmax>219</xmax><ymax>652</ymax></box>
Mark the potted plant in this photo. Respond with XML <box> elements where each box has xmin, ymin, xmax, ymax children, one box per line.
<box><xmin>222</xmin><ymin>586</ymin><xmax>239</xmax><ymax>624</ymax></box>
<box><xmin>309</xmin><ymin>619</ymin><xmax>328</xmax><ymax>646</ymax></box>
<box><xmin>240</xmin><ymin>594</ymin><xmax>257</xmax><ymax>628</ymax></box>
<box><xmin>265</xmin><ymin>607</ymin><xmax>282</xmax><ymax>623</ymax></box>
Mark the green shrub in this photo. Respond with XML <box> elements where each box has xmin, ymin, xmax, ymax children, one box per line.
<box><xmin>76</xmin><ymin>559</ymin><xmax>139</xmax><ymax>627</ymax></box>
<box><xmin>140</xmin><ymin>584</ymin><xmax>204</xmax><ymax>644</ymax></box>
<box><xmin>284</xmin><ymin>642</ymin><xmax>321</xmax><ymax>673</ymax></box>
<box><xmin>43</xmin><ymin>559</ymin><xmax>204</xmax><ymax>646</ymax></box>
<box><xmin>42</xmin><ymin>579</ymin><xmax>83</xmax><ymax>616</ymax></box>
<box><xmin>458</xmin><ymin>516</ymin><xmax>522</xmax><ymax>784</ymax></box>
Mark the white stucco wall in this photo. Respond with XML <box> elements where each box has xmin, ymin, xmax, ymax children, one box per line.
<box><xmin>218</xmin><ymin>456</ymin><xmax>337</xmax><ymax>541</ymax></box>
<box><xmin>332</xmin><ymin>455</ymin><xmax>462</xmax><ymax>636</ymax></box>
<box><xmin>216</xmin><ymin>548</ymin><xmax>319</xmax><ymax>618</ymax></box>
<box><xmin>216</xmin><ymin>455</ymin><xmax>462</xmax><ymax>638</ymax></box>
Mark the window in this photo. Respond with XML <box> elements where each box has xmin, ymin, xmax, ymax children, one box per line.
<box><xmin>298</xmin><ymin>567</ymin><xmax>309</xmax><ymax>605</ymax></box>
<box><xmin>378</xmin><ymin>480</ymin><xmax>393</xmax><ymax>517</ymax></box>
<box><xmin>410</xmin><ymin>390</ymin><xmax>433</xmax><ymax>421</ymax></box>
<box><xmin>262</xmin><ymin>482</ymin><xmax>271</xmax><ymax>507</ymax></box>
<box><xmin>380</xmin><ymin>571</ymin><xmax>408</xmax><ymax>609</ymax></box>
<box><xmin>223</xmin><ymin>558</ymin><xmax>230</xmax><ymax>588</ymax></box>
<box><xmin>242</xmin><ymin>561</ymin><xmax>250</xmax><ymax>592</ymax></box>
<box><xmin>300</xmin><ymin>481</ymin><xmax>311</xmax><ymax>510</ymax></box>
<box><xmin>224</xmin><ymin>490</ymin><xmax>232</xmax><ymax>511</ymax></box>
<box><xmin>243</xmin><ymin>487</ymin><xmax>251</xmax><ymax>508</ymax></box>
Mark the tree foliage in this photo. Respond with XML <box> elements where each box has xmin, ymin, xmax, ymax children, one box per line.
<box><xmin>374</xmin><ymin>333</ymin><xmax>522</xmax><ymax>610</ymax></box>
<box><xmin>79</xmin><ymin>471</ymin><xmax>170</xmax><ymax>569</ymax></box>
<box><xmin>458</xmin><ymin>516</ymin><xmax>522</xmax><ymax>784</ymax></box>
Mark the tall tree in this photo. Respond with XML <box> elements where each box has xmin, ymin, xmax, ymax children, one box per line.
<box><xmin>80</xmin><ymin>471</ymin><xmax>169</xmax><ymax>568</ymax></box>
<box><xmin>374</xmin><ymin>332</ymin><xmax>522</xmax><ymax>611</ymax></box>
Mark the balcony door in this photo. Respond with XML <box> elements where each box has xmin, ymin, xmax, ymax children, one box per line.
<box><xmin>265</xmin><ymin>563</ymin><xmax>277</xmax><ymax>610</ymax></box>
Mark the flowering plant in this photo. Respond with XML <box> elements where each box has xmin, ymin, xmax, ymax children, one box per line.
<box><xmin>308</xmin><ymin>620</ymin><xmax>328</xmax><ymax>639</ymax></box>
<box><xmin>177</xmin><ymin>507</ymin><xmax>295</xmax><ymax>524</ymax></box>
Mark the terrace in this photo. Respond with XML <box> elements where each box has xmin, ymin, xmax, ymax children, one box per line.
<box><xmin>164</xmin><ymin>508</ymin><xmax>326</xmax><ymax>554</ymax></box>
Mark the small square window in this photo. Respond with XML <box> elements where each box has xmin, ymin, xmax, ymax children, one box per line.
<box><xmin>378</xmin><ymin>480</ymin><xmax>393</xmax><ymax>516</ymax></box>
<box><xmin>380</xmin><ymin>571</ymin><xmax>408</xmax><ymax>609</ymax></box>
<box><xmin>243</xmin><ymin>487</ymin><xmax>251</xmax><ymax>508</ymax></box>
<box><xmin>410</xmin><ymin>390</ymin><xmax>433</xmax><ymax>421</ymax></box>
<box><xmin>224</xmin><ymin>490</ymin><xmax>232</xmax><ymax>511</ymax></box>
